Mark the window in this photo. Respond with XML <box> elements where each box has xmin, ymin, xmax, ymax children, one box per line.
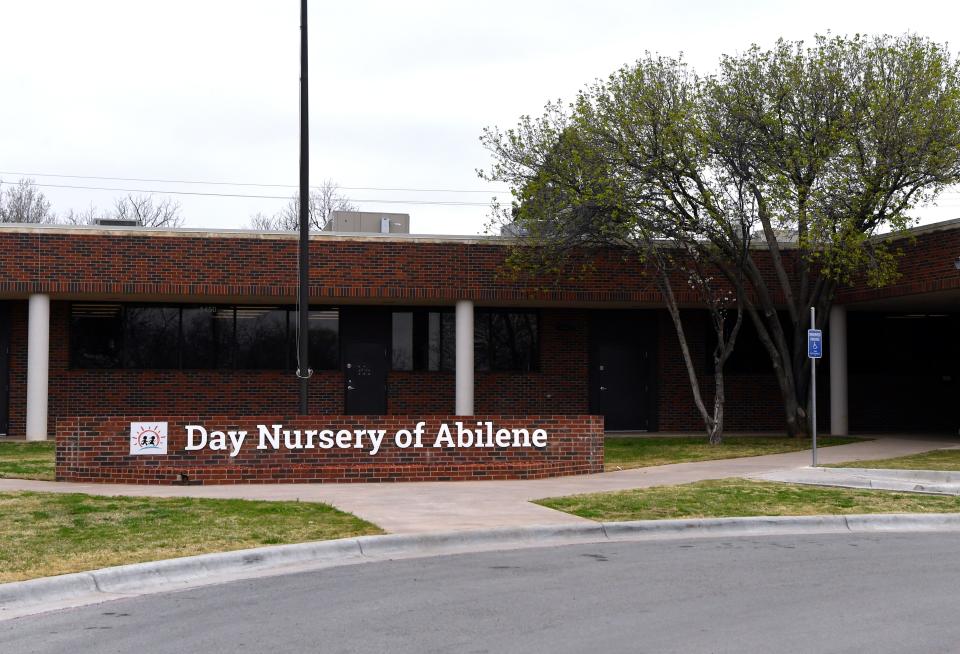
<box><xmin>236</xmin><ymin>306</ymin><xmax>288</xmax><ymax>369</ymax></box>
<box><xmin>704</xmin><ymin>310</ymin><xmax>786</xmax><ymax>374</ymax></box>
<box><xmin>70</xmin><ymin>303</ymin><xmax>340</xmax><ymax>371</ymax></box>
<box><xmin>390</xmin><ymin>308</ymin><xmax>537</xmax><ymax>372</ymax></box>
<box><xmin>181</xmin><ymin>306</ymin><xmax>233</xmax><ymax>369</ymax></box>
<box><xmin>290</xmin><ymin>310</ymin><xmax>340</xmax><ymax>372</ymax></box>
<box><xmin>70</xmin><ymin>304</ymin><xmax>122</xmax><ymax>368</ymax></box>
<box><xmin>391</xmin><ymin>310</ymin><xmax>456</xmax><ymax>371</ymax></box>
<box><xmin>477</xmin><ymin>310</ymin><xmax>539</xmax><ymax>372</ymax></box>
<box><xmin>391</xmin><ymin>312</ymin><xmax>414</xmax><ymax>370</ymax></box>
<box><xmin>124</xmin><ymin>306</ymin><xmax>181</xmax><ymax>368</ymax></box>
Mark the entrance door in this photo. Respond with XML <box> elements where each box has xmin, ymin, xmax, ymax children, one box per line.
<box><xmin>340</xmin><ymin>308</ymin><xmax>390</xmax><ymax>415</ymax></box>
<box><xmin>589</xmin><ymin>311</ymin><xmax>657</xmax><ymax>431</ymax></box>
<box><xmin>0</xmin><ymin>304</ymin><xmax>8</xmax><ymax>436</ymax></box>
<box><xmin>343</xmin><ymin>341</ymin><xmax>388</xmax><ymax>414</ymax></box>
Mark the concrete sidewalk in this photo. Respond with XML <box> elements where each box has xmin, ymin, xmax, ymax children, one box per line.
<box><xmin>1</xmin><ymin>436</ymin><xmax>954</xmax><ymax>533</ymax></box>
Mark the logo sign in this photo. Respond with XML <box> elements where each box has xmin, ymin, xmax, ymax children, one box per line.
<box><xmin>807</xmin><ymin>329</ymin><xmax>823</xmax><ymax>359</ymax></box>
<box><xmin>130</xmin><ymin>422</ymin><xmax>168</xmax><ymax>455</ymax></box>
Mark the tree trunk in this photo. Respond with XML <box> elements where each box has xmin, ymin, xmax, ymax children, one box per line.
<box><xmin>657</xmin><ymin>272</ymin><xmax>726</xmax><ymax>445</ymax></box>
<box><xmin>709</xmin><ymin>368</ymin><xmax>725</xmax><ymax>445</ymax></box>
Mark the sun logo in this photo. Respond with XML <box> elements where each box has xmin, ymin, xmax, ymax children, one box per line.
<box><xmin>130</xmin><ymin>422</ymin><xmax>169</xmax><ymax>455</ymax></box>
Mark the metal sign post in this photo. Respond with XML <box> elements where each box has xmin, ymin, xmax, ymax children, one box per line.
<box><xmin>808</xmin><ymin>308</ymin><xmax>823</xmax><ymax>467</ymax></box>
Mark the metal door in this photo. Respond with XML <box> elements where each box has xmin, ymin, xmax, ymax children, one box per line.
<box><xmin>344</xmin><ymin>341</ymin><xmax>388</xmax><ymax>415</ymax></box>
<box><xmin>589</xmin><ymin>311</ymin><xmax>657</xmax><ymax>431</ymax></box>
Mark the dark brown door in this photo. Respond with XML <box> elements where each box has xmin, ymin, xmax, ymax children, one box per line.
<box><xmin>589</xmin><ymin>311</ymin><xmax>657</xmax><ymax>431</ymax></box>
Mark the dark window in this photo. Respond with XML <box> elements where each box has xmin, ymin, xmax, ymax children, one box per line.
<box><xmin>290</xmin><ymin>309</ymin><xmax>340</xmax><ymax>371</ymax></box>
<box><xmin>390</xmin><ymin>310</ymin><xmax>456</xmax><ymax>371</ymax></box>
<box><xmin>70</xmin><ymin>304</ymin><xmax>122</xmax><ymax>368</ymax></box>
<box><xmin>390</xmin><ymin>309</ymin><xmax>537</xmax><ymax>372</ymax></box>
<box><xmin>437</xmin><ymin>312</ymin><xmax>456</xmax><ymax>371</ymax></box>
<box><xmin>477</xmin><ymin>310</ymin><xmax>539</xmax><ymax>372</ymax></box>
<box><xmin>182</xmin><ymin>306</ymin><xmax>233</xmax><ymax>369</ymax></box>
<box><xmin>124</xmin><ymin>306</ymin><xmax>180</xmax><ymax>368</ymax></box>
<box><xmin>70</xmin><ymin>303</ymin><xmax>339</xmax><ymax>371</ymax></box>
<box><xmin>391</xmin><ymin>312</ymin><xmax>414</xmax><ymax>370</ymax></box>
<box><xmin>236</xmin><ymin>306</ymin><xmax>288</xmax><ymax>369</ymax></box>
<box><xmin>705</xmin><ymin>311</ymin><xmax>788</xmax><ymax>374</ymax></box>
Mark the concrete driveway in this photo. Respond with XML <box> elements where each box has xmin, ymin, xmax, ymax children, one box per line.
<box><xmin>0</xmin><ymin>436</ymin><xmax>954</xmax><ymax>533</ymax></box>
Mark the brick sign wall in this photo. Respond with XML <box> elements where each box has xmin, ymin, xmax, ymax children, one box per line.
<box><xmin>56</xmin><ymin>415</ymin><xmax>605</xmax><ymax>484</ymax></box>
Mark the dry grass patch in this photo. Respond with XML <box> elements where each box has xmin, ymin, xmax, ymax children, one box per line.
<box><xmin>827</xmin><ymin>448</ymin><xmax>960</xmax><ymax>471</ymax></box>
<box><xmin>0</xmin><ymin>442</ymin><xmax>56</xmax><ymax>480</ymax></box>
<box><xmin>604</xmin><ymin>436</ymin><xmax>862</xmax><ymax>471</ymax></box>
<box><xmin>535</xmin><ymin>478</ymin><xmax>960</xmax><ymax>522</ymax></box>
<box><xmin>0</xmin><ymin>491</ymin><xmax>382</xmax><ymax>583</ymax></box>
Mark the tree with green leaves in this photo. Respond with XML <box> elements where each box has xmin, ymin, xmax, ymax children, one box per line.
<box><xmin>482</xmin><ymin>34</ymin><xmax>960</xmax><ymax>438</ymax></box>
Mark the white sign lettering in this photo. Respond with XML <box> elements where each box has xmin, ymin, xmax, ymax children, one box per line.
<box><xmin>166</xmin><ymin>420</ymin><xmax>550</xmax><ymax>457</ymax></box>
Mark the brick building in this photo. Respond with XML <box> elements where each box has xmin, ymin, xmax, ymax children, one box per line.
<box><xmin>1</xmin><ymin>219</ymin><xmax>958</xmax><ymax>441</ymax></box>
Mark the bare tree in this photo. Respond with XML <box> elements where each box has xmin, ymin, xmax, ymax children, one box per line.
<box><xmin>112</xmin><ymin>194</ymin><xmax>184</xmax><ymax>228</ymax></box>
<box><xmin>251</xmin><ymin>179</ymin><xmax>356</xmax><ymax>231</ymax></box>
<box><xmin>0</xmin><ymin>178</ymin><xmax>55</xmax><ymax>223</ymax></box>
<box><xmin>61</xmin><ymin>203</ymin><xmax>108</xmax><ymax>226</ymax></box>
<box><xmin>248</xmin><ymin>211</ymin><xmax>275</xmax><ymax>230</ymax></box>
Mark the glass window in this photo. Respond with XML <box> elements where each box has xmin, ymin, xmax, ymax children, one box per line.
<box><xmin>478</xmin><ymin>311</ymin><xmax>539</xmax><ymax>372</ymax></box>
<box><xmin>392</xmin><ymin>312</ymin><xmax>414</xmax><ymax>370</ymax></box>
<box><xmin>390</xmin><ymin>309</ymin><xmax>536</xmax><ymax>372</ymax></box>
<box><xmin>290</xmin><ymin>309</ymin><xmax>340</xmax><ymax>371</ymax></box>
<box><xmin>438</xmin><ymin>312</ymin><xmax>456</xmax><ymax>371</ymax></box>
<box><xmin>391</xmin><ymin>309</ymin><xmax>455</xmax><ymax>371</ymax></box>
<box><xmin>236</xmin><ymin>306</ymin><xmax>288</xmax><ymax>369</ymax></box>
<box><xmin>70</xmin><ymin>303</ymin><xmax>122</xmax><ymax>368</ymax></box>
<box><xmin>70</xmin><ymin>302</ymin><xmax>339</xmax><ymax>371</ymax></box>
<box><xmin>182</xmin><ymin>305</ymin><xmax>233</xmax><ymax>369</ymax></box>
<box><xmin>124</xmin><ymin>306</ymin><xmax>180</xmax><ymax>368</ymax></box>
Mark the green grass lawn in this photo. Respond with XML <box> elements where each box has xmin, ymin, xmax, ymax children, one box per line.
<box><xmin>536</xmin><ymin>478</ymin><xmax>960</xmax><ymax>522</ymax></box>
<box><xmin>0</xmin><ymin>491</ymin><xmax>382</xmax><ymax>583</ymax></box>
<box><xmin>827</xmin><ymin>448</ymin><xmax>960</xmax><ymax>471</ymax></box>
<box><xmin>604</xmin><ymin>436</ymin><xmax>862</xmax><ymax>471</ymax></box>
<box><xmin>0</xmin><ymin>441</ymin><xmax>56</xmax><ymax>480</ymax></box>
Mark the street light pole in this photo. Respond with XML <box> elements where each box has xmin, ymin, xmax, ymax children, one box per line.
<box><xmin>297</xmin><ymin>0</ymin><xmax>310</xmax><ymax>414</ymax></box>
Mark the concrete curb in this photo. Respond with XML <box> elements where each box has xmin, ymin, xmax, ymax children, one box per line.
<box><xmin>752</xmin><ymin>467</ymin><xmax>960</xmax><ymax>495</ymax></box>
<box><xmin>4</xmin><ymin>513</ymin><xmax>960</xmax><ymax>619</ymax></box>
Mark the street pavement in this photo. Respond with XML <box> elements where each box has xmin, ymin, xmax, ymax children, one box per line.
<box><xmin>0</xmin><ymin>436</ymin><xmax>953</xmax><ymax>533</ymax></box>
<box><xmin>4</xmin><ymin>532</ymin><xmax>960</xmax><ymax>654</ymax></box>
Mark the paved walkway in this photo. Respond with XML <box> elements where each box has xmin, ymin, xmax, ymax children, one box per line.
<box><xmin>1</xmin><ymin>437</ymin><xmax>955</xmax><ymax>533</ymax></box>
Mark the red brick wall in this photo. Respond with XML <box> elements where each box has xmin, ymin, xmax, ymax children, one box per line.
<box><xmin>55</xmin><ymin>414</ymin><xmax>605</xmax><ymax>484</ymax></box>
<box><xmin>0</xmin><ymin>229</ymin><xmax>790</xmax><ymax>306</ymax></box>
<box><xmin>655</xmin><ymin>311</ymin><xmax>787</xmax><ymax>432</ymax></box>
<box><xmin>836</xmin><ymin>224</ymin><xmax>960</xmax><ymax>303</ymax></box>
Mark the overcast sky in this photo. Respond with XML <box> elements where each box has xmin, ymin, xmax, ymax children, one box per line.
<box><xmin>2</xmin><ymin>0</ymin><xmax>960</xmax><ymax>235</ymax></box>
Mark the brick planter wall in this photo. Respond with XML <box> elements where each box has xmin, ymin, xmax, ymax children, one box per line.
<box><xmin>56</xmin><ymin>414</ymin><xmax>604</xmax><ymax>484</ymax></box>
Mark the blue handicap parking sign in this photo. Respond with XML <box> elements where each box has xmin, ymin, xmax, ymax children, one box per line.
<box><xmin>807</xmin><ymin>329</ymin><xmax>823</xmax><ymax>359</ymax></box>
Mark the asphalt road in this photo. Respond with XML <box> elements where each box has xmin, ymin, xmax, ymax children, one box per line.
<box><xmin>4</xmin><ymin>532</ymin><xmax>960</xmax><ymax>653</ymax></box>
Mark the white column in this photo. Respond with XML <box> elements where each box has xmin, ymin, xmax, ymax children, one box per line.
<box><xmin>26</xmin><ymin>294</ymin><xmax>50</xmax><ymax>441</ymax></box>
<box><xmin>455</xmin><ymin>300</ymin><xmax>474</xmax><ymax>416</ymax></box>
<box><xmin>829</xmin><ymin>304</ymin><xmax>848</xmax><ymax>436</ymax></box>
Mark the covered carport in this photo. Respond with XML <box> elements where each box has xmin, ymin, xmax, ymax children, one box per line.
<box><xmin>829</xmin><ymin>288</ymin><xmax>960</xmax><ymax>435</ymax></box>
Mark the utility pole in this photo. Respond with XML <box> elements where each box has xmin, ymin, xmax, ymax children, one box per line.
<box><xmin>297</xmin><ymin>0</ymin><xmax>311</xmax><ymax>413</ymax></box>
